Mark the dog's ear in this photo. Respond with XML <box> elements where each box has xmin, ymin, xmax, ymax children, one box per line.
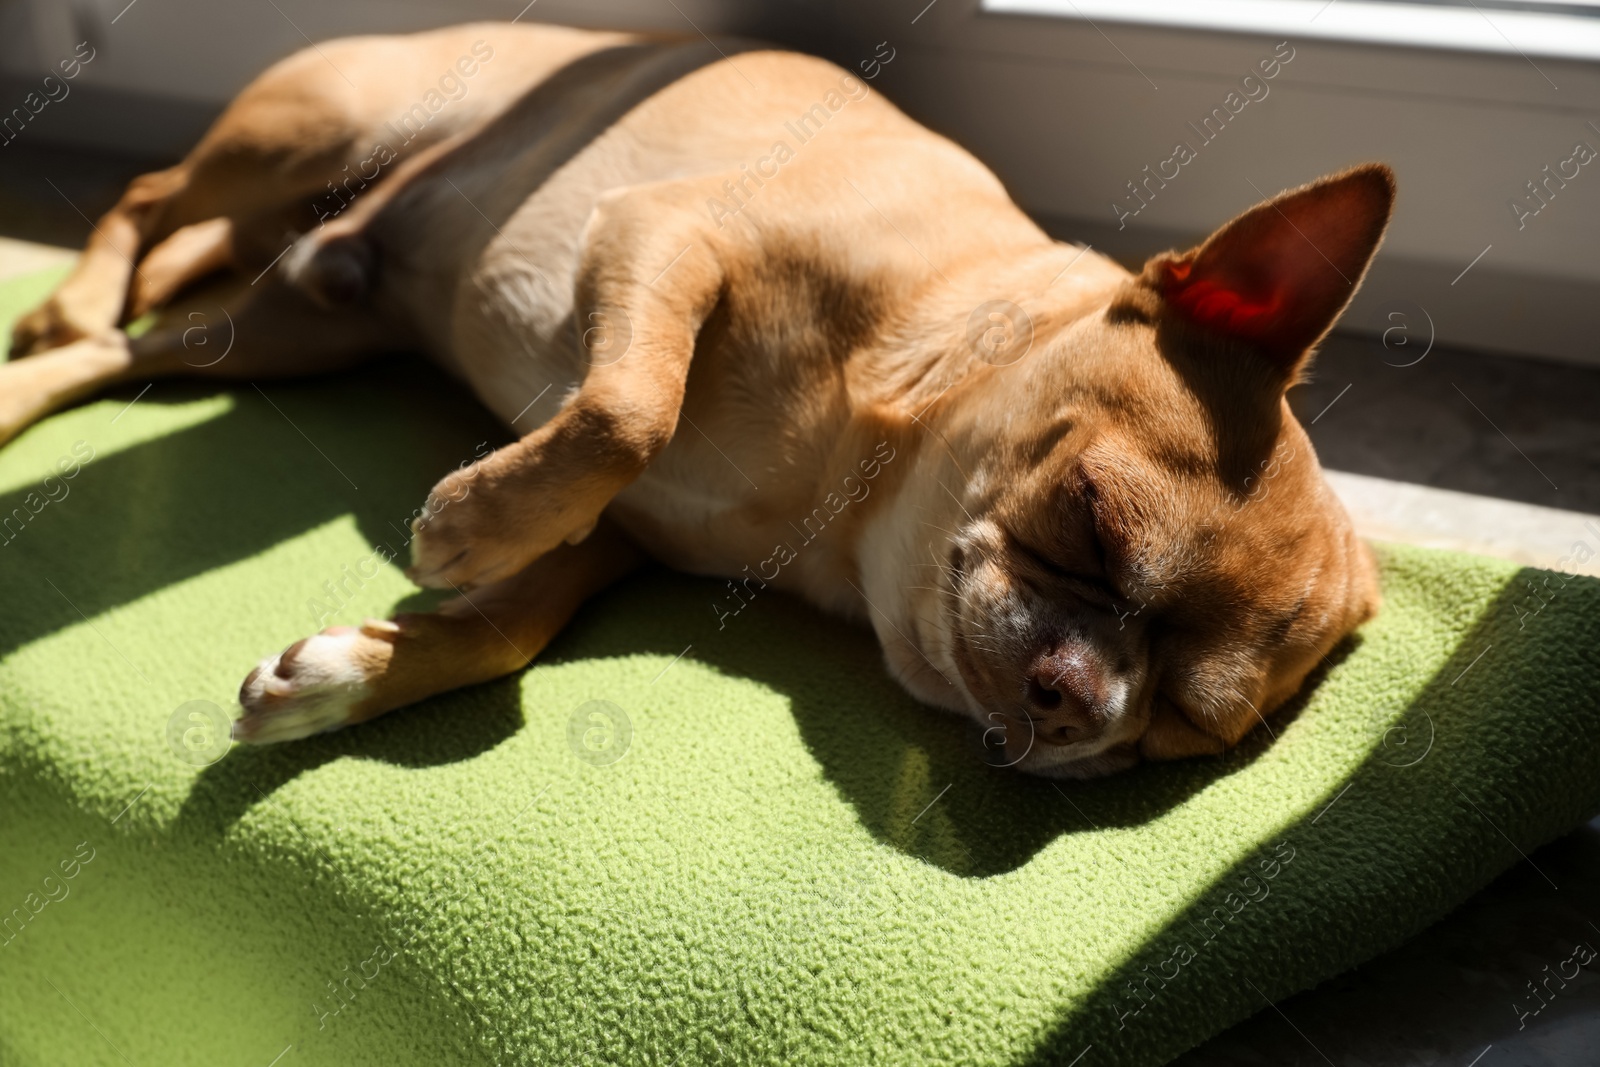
<box><xmin>1143</xmin><ymin>163</ymin><xmax>1395</xmax><ymax>373</ymax></box>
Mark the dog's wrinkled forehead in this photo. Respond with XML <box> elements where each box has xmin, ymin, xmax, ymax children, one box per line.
<box><xmin>988</xmin><ymin>376</ymin><xmax>1314</xmax><ymax>597</ymax></box>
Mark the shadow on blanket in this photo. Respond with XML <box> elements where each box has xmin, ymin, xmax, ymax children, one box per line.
<box><xmin>164</xmin><ymin>557</ymin><xmax>1345</xmax><ymax>877</ymax></box>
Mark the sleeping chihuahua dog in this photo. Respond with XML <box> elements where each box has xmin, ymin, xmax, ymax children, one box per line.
<box><xmin>2</xmin><ymin>23</ymin><xmax>1386</xmax><ymax>777</ymax></box>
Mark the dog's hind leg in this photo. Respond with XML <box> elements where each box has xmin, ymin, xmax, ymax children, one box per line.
<box><xmin>233</xmin><ymin>515</ymin><xmax>645</xmax><ymax>743</ymax></box>
<box><xmin>8</xmin><ymin>165</ymin><xmax>191</xmax><ymax>357</ymax></box>
<box><xmin>7</xmin><ymin>135</ymin><xmax>357</xmax><ymax>360</ymax></box>
<box><xmin>0</xmin><ymin>275</ymin><xmax>401</xmax><ymax>446</ymax></box>
<box><xmin>124</xmin><ymin>217</ymin><xmax>236</xmax><ymax>319</ymax></box>
<box><xmin>9</xmin><ymin>44</ymin><xmax>422</xmax><ymax>358</ymax></box>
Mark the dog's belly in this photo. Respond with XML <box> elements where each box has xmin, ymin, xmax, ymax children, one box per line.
<box><xmin>610</xmin><ymin>444</ymin><xmax>871</xmax><ymax>619</ymax></box>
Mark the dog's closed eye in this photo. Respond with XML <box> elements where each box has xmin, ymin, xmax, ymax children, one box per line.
<box><xmin>1004</xmin><ymin>528</ymin><xmax>1121</xmax><ymax>608</ymax></box>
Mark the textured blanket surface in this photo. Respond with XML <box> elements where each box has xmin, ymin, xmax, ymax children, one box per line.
<box><xmin>1</xmin><ymin>268</ymin><xmax>1597</xmax><ymax>1066</ymax></box>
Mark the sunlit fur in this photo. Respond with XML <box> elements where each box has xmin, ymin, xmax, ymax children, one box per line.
<box><xmin>1</xmin><ymin>24</ymin><xmax>1384</xmax><ymax>772</ymax></box>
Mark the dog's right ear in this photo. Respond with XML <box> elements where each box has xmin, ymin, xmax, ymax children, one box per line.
<box><xmin>1140</xmin><ymin>163</ymin><xmax>1395</xmax><ymax>376</ymax></box>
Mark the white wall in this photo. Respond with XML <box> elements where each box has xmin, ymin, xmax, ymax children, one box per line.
<box><xmin>6</xmin><ymin>0</ymin><xmax>806</xmax><ymax>104</ymax></box>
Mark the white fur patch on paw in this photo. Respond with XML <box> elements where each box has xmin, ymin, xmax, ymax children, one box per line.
<box><xmin>235</xmin><ymin>627</ymin><xmax>380</xmax><ymax>744</ymax></box>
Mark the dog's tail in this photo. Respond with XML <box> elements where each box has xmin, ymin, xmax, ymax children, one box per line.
<box><xmin>281</xmin><ymin>230</ymin><xmax>374</xmax><ymax>308</ymax></box>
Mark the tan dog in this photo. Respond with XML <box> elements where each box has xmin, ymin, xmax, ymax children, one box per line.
<box><xmin>2</xmin><ymin>22</ymin><xmax>1386</xmax><ymax>777</ymax></box>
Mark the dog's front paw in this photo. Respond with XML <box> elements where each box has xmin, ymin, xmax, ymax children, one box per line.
<box><xmin>404</xmin><ymin>472</ymin><xmax>553</xmax><ymax>591</ymax></box>
<box><xmin>404</xmin><ymin>450</ymin><xmax>608</xmax><ymax>590</ymax></box>
<box><xmin>405</xmin><ymin>473</ymin><xmax>515</xmax><ymax>590</ymax></box>
<box><xmin>234</xmin><ymin>621</ymin><xmax>400</xmax><ymax>743</ymax></box>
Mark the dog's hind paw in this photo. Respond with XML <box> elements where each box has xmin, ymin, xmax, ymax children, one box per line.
<box><xmin>9</xmin><ymin>296</ymin><xmax>96</xmax><ymax>358</ymax></box>
<box><xmin>234</xmin><ymin>622</ymin><xmax>399</xmax><ymax>743</ymax></box>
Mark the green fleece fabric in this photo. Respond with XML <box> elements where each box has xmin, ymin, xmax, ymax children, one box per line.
<box><xmin>0</xmin><ymin>266</ymin><xmax>1597</xmax><ymax>1067</ymax></box>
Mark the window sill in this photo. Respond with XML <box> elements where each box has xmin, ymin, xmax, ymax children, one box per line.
<box><xmin>981</xmin><ymin>0</ymin><xmax>1600</xmax><ymax>63</ymax></box>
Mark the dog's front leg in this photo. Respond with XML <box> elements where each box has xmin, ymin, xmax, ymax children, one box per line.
<box><xmin>235</xmin><ymin>517</ymin><xmax>644</xmax><ymax>742</ymax></box>
<box><xmin>406</xmin><ymin>185</ymin><xmax>729</xmax><ymax>591</ymax></box>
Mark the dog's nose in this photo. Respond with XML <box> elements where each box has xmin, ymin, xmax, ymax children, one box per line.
<box><xmin>1024</xmin><ymin>643</ymin><xmax>1108</xmax><ymax>744</ymax></box>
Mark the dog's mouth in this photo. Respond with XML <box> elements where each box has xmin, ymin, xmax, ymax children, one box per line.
<box><xmin>947</xmin><ymin>622</ymin><xmax>1028</xmax><ymax>763</ymax></box>
<box><xmin>945</xmin><ymin>596</ymin><xmax>1107</xmax><ymax>773</ymax></box>
<box><xmin>943</xmin><ymin>549</ymin><xmax>1036</xmax><ymax>758</ymax></box>
<box><xmin>943</xmin><ymin>545</ymin><xmax>1145</xmax><ymax>774</ymax></box>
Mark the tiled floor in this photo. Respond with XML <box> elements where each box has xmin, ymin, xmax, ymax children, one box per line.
<box><xmin>1292</xmin><ymin>334</ymin><xmax>1600</xmax><ymax>579</ymax></box>
<box><xmin>1</xmin><ymin>138</ymin><xmax>1597</xmax><ymax>1065</ymax></box>
<box><xmin>1294</xmin><ymin>334</ymin><xmax>1598</xmax><ymax>516</ymax></box>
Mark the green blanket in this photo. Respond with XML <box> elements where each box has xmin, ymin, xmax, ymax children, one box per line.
<box><xmin>1</xmin><ymin>267</ymin><xmax>1597</xmax><ymax>1067</ymax></box>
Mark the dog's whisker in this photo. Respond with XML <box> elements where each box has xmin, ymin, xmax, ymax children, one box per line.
<box><xmin>936</xmin><ymin>479</ymin><xmax>977</xmax><ymax>525</ymax></box>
